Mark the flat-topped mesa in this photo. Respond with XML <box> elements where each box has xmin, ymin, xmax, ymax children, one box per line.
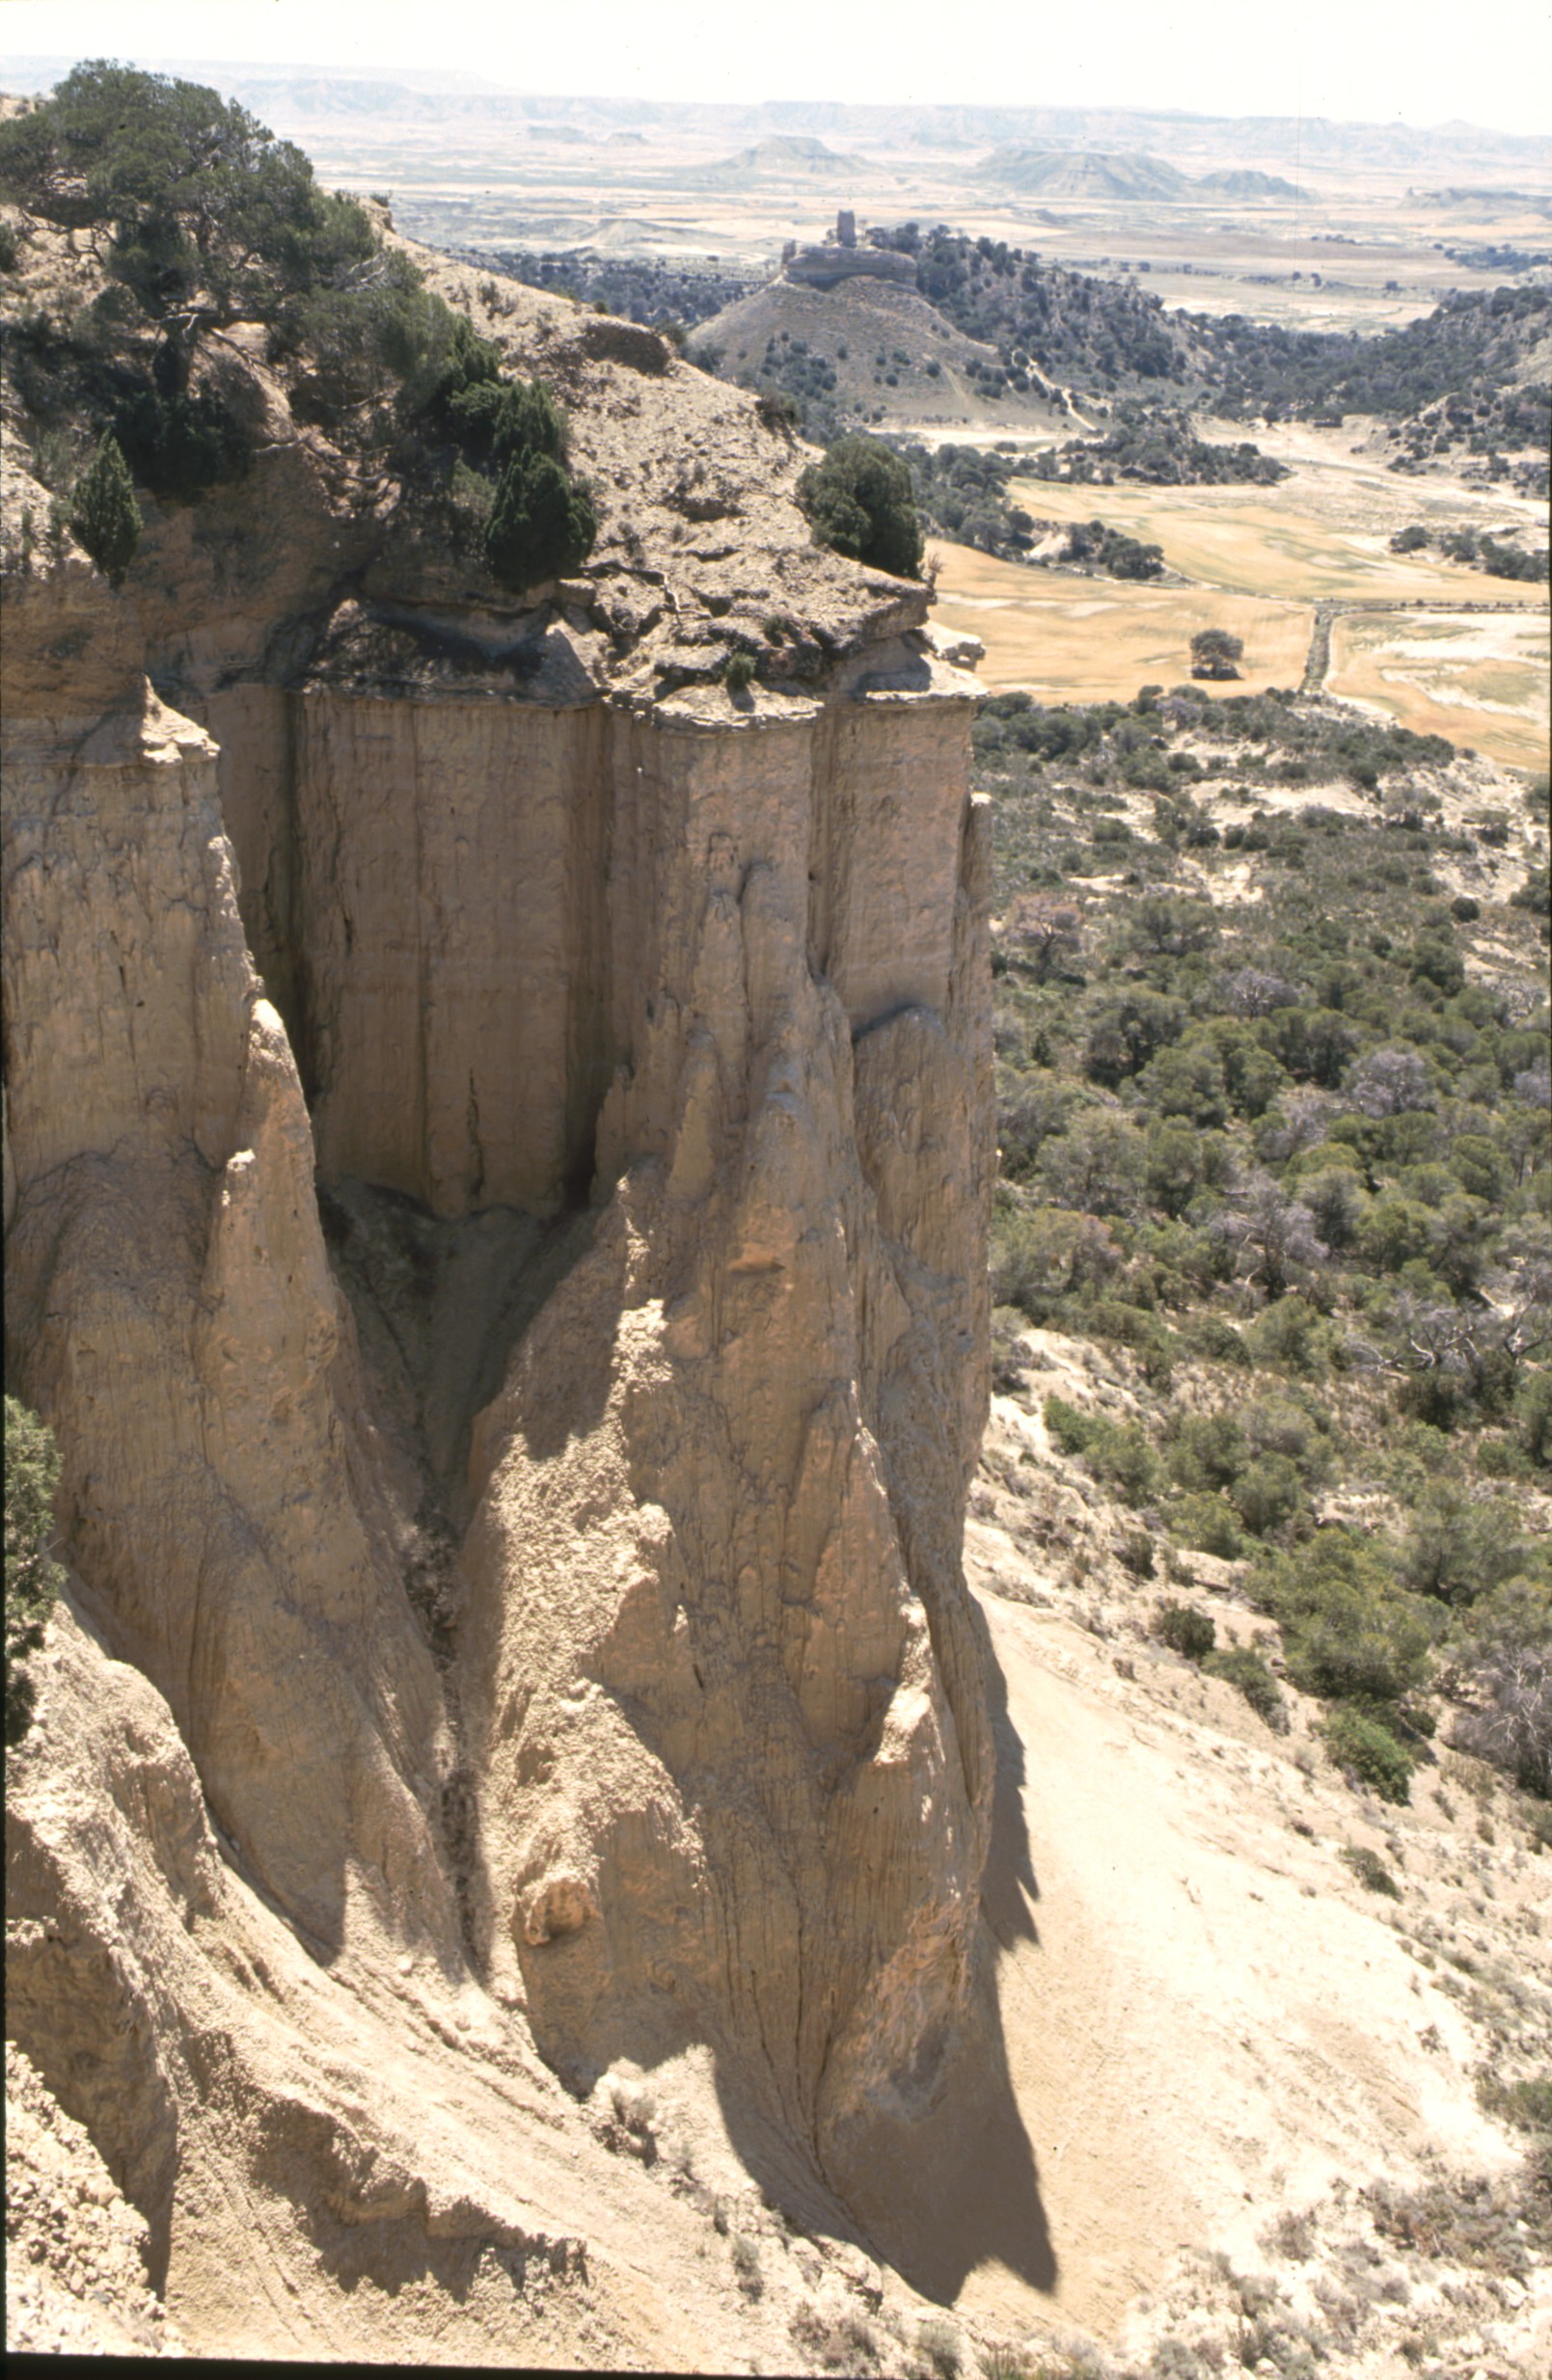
<box><xmin>2</xmin><ymin>231</ymin><xmax>994</xmax><ymax>2216</ymax></box>
<box><xmin>782</xmin><ymin>211</ymin><xmax>920</xmax><ymax>291</ymax></box>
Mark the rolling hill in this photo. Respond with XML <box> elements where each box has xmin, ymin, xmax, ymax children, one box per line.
<box><xmin>692</xmin><ymin>133</ymin><xmax>879</xmax><ymax>187</ymax></box>
<box><xmin>976</xmin><ymin>147</ymin><xmax>1193</xmax><ymax>200</ymax></box>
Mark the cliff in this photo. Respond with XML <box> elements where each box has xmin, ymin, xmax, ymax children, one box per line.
<box><xmin>3</xmin><ymin>230</ymin><xmax>995</xmax><ymax>2360</ymax></box>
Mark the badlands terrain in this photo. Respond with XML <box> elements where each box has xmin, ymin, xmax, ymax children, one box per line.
<box><xmin>3</xmin><ymin>61</ymin><xmax>1550</xmax><ymax>2378</ymax></box>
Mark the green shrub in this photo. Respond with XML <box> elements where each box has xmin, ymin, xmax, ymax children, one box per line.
<box><xmin>1245</xmin><ymin>1294</ymin><xmax>1332</xmax><ymax>1377</ymax></box>
<box><xmin>797</xmin><ymin>433</ymin><xmax>923</xmax><ymax>578</ymax></box>
<box><xmin>990</xmin><ymin>1306</ymin><xmax>1031</xmax><ymax>1394</ymax></box>
<box><xmin>1397</xmin><ymin>1485</ymin><xmax>1535</xmax><ymax>1608</ymax></box>
<box><xmin>1356</xmin><ymin>1195</ymin><xmax>1438</xmax><ymax>1274</ymax></box>
<box><xmin>1156</xmin><ymin>1600</ymin><xmax>1216</xmax><ymax>1659</ymax></box>
<box><xmin>448</xmin><ymin>369</ymin><xmax>568</xmax><ymax>468</ymax></box>
<box><xmin>1181</xmin><ymin>1313</ymin><xmax>1252</xmax><ymax>1367</ymax></box>
<box><xmin>1074</xmin><ymin>1296</ymin><xmax>1177</xmax><ymax>1388</ymax></box>
<box><xmin>1517</xmin><ymin>1371</ymin><xmax>1552</xmax><ymax>1468</ymax></box>
<box><xmin>1044</xmin><ymin>1395</ymin><xmax>1099</xmax><ymax>1457</ymax></box>
<box><xmin>990</xmin><ymin>1206</ymin><xmax>1121</xmax><ymax>1318</ymax></box>
<box><xmin>1089</xmin><ymin>1418</ymin><xmax>1164</xmax><ymax>1504</ymax></box>
<box><xmin>1253</xmin><ymin>1528</ymin><xmax>1435</xmax><ymax>1707</ymax></box>
<box><xmin>484</xmin><ymin>450</ymin><xmax>595</xmax><ymax>592</ymax></box>
<box><xmin>113</xmin><ymin>383</ymin><xmax>250</xmax><ymax>501</ymax></box>
<box><xmin>1042</xmin><ymin>1394</ymin><xmax>1159</xmax><ymax>1503</ymax></box>
<box><xmin>5</xmin><ymin>1397</ymin><xmax>65</xmax><ymax>1746</ymax></box>
<box><xmin>1230</xmin><ymin>1452</ymin><xmax>1308</xmax><ymax>1538</ymax></box>
<box><xmin>67</xmin><ymin>433</ymin><xmax>141</xmax><ymax>584</ymax></box>
<box><xmin>1341</xmin><ymin>1844</ymin><xmax>1402</xmax><ymax>1896</ymax></box>
<box><xmin>277</xmin><ymin>254</ymin><xmax>452</xmax><ymax>415</ymax></box>
<box><xmin>1203</xmin><ymin>1644</ymin><xmax>1287</xmax><ymax>1729</ymax></box>
<box><xmin>1168</xmin><ymin>1409</ymin><xmax>1248</xmax><ymax>1495</ymax></box>
<box><xmin>1117</xmin><ymin>1528</ymin><xmax>1157</xmax><ymax>1579</ymax></box>
<box><xmin>723</xmin><ymin>649</ymin><xmax>757</xmax><ymax>692</ymax></box>
<box><xmin>1322</xmin><ymin>1706</ymin><xmax>1415</xmax><ymax>1803</ymax></box>
<box><xmin>1168</xmin><ymin>1492</ymin><xmax>1246</xmax><ymax>1558</ymax></box>
<box><xmin>1479</xmin><ymin>2073</ymin><xmax>1552</xmax><ymax>2134</ymax></box>
<box><xmin>915</xmin><ymin>2314</ymin><xmax>963</xmax><ymax>2380</ymax></box>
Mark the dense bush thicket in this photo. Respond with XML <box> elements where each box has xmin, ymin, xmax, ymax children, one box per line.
<box><xmin>5</xmin><ymin>1397</ymin><xmax>65</xmax><ymax>1747</ymax></box>
<box><xmin>0</xmin><ymin>64</ymin><xmax>592</xmax><ymax>588</ymax></box>
<box><xmin>1027</xmin><ymin>403</ymin><xmax>1289</xmax><ymax>487</ymax></box>
<box><xmin>464</xmin><ymin>218</ymin><xmax>1545</xmax><ymax>504</ymax></box>
<box><xmin>901</xmin><ymin>440</ymin><xmax>1030</xmax><ymax>554</ymax></box>
<box><xmin>1200</xmin><ymin>283</ymin><xmax>1552</xmax><ymax>440</ymax></box>
<box><xmin>894</xmin><ymin>442</ymin><xmax>1163</xmax><ymax>578</ymax></box>
<box><xmin>984</xmin><ymin>685</ymin><xmax>1551</xmax><ymax>1799</ymax></box>
<box><xmin>797</xmin><ymin>434</ymin><xmax>923</xmax><ymax>578</ymax></box>
<box><xmin>868</xmin><ymin>223</ymin><xmax>1203</xmax><ymax>394</ymax></box>
<box><xmin>458</xmin><ymin>245</ymin><xmax>755</xmax><ymax>338</ymax></box>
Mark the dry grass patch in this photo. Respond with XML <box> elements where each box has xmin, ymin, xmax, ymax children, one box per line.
<box><xmin>931</xmin><ymin>541</ymin><xmax>1311</xmax><ymax>702</ymax></box>
<box><xmin>1007</xmin><ymin>476</ymin><xmax>1488</xmax><ymax>604</ymax></box>
<box><xmin>1326</xmin><ymin>609</ymin><xmax>1551</xmax><ymax>770</ymax></box>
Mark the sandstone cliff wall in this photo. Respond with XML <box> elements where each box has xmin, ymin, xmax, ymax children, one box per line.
<box><xmin>3</xmin><ymin>677</ymin><xmax>463</xmax><ymax>1965</ymax></box>
<box><xmin>5</xmin><ymin>642</ymin><xmax>991</xmax><ymax>2200</ymax></box>
<box><xmin>3</xmin><ymin>243</ymin><xmax>995</xmax><ymax>2322</ymax></box>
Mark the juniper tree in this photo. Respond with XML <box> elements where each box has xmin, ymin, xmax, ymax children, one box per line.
<box><xmin>797</xmin><ymin>434</ymin><xmax>923</xmax><ymax>580</ymax></box>
<box><xmin>68</xmin><ymin>434</ymin><xmax>141</xmax><ymax>584</ymax></box>
<box><xmin>484</xmin><ymin>450</ymin><xmax>595</xmax><ymax>593</ymax></box>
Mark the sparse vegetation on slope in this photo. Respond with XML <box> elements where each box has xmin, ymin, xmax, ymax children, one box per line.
<box><xmin>5</xmin><ymin>1397</ymin><xmax>65</xmax><ymax>1747</ymax></box>
<box><xmin>979</xmin><ymin>681</ymin><xmax>1551</xmax><ymax>1803</ymax></box>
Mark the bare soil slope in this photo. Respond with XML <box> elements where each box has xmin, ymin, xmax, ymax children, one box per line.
<box><xmin>696</xmin><ymin>274</ymin><xmax>1068</xmax><ymax>431</ymax></box>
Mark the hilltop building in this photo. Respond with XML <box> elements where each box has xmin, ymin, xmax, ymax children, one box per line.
<box><xmin>780</xmin><ymin>211</ymin><xmax>918</xmax><ymax>291</ymax></box>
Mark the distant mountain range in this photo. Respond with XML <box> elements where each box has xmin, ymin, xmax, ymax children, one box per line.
<box><xmin>1</xmin><ymin>58</ymin><xmax>1547</xmax><ymax>185</ymax></box>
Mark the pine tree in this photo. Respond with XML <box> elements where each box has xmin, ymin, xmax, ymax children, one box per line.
<box><xmin>68</xmin><ymin>435</ymin><xmax>142</xmax><ymax>586</ymax></box>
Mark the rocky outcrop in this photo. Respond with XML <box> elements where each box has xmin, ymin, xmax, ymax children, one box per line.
<box><xmin>2</xmin><ymin>676</ymin><xmax>462</xmax><ymax>1965</ymax></box>
<box><xmin>3</xmin><ymin>231</ymin><xmax>993</xmax><ymax>2339</ymax></box>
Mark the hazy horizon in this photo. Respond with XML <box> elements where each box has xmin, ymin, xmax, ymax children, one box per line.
<box><xmin>1</xmin><ymin>0</ymin><xmax>1549</xmax><ymax>139</ymax></box>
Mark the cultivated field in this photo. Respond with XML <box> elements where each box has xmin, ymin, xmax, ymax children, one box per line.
<box><xmin>930</xmin><ymin>543</ymin><xmax>1313</xmax><ymax>702</ymax></box>
<box><xmin>1328</xmin><ymin>608</ymin><xmax>1552</xmax><ymax>769</ymax></box>
<box><xmin>1007</xmin><ymin>476</ymin><xmax>1503</xmax><ymax>604</ymax></box>
<box><xmin>927</xmin><ymin>424</ymin><xmax>1547</xmax><ymax>761</ymax></box>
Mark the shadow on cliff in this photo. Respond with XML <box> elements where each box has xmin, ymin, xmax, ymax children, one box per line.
<box><xmin>820</xmin><ymin>1627</ymin><xmax>1058</xmax><ymax>2306</ymax></box>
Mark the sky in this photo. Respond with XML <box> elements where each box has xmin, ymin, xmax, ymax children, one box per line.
<box><xmin>1</xmin><ymin>0</ymin><xmax>1549</xmax><ymax>135</ymax></box>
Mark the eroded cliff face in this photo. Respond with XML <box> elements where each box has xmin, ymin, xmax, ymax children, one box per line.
<box><xmin>3</xmin><ymin>236</ymin><xmax>993</xmax><ymax>2343</ymax></box>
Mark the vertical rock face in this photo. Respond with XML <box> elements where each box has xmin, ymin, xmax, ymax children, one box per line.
<box><xmin>449</xmin><ymin>691</ymin><xmax>994</xmax><ymax>2177</ymax></box>
<box><xmin>2</xmin><ymin>677</ymin><xmax>461</xmax><ymax>1965</ymax></box>
<box><xmin>3</xmin><ymin>257</ymin><xmax>994</xmax><ymax>2235</ymax></box>
<box><xmin>202</xmin><ymin>660</ymin><xmax>995</xmax><ymax>2175</ymax></box>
